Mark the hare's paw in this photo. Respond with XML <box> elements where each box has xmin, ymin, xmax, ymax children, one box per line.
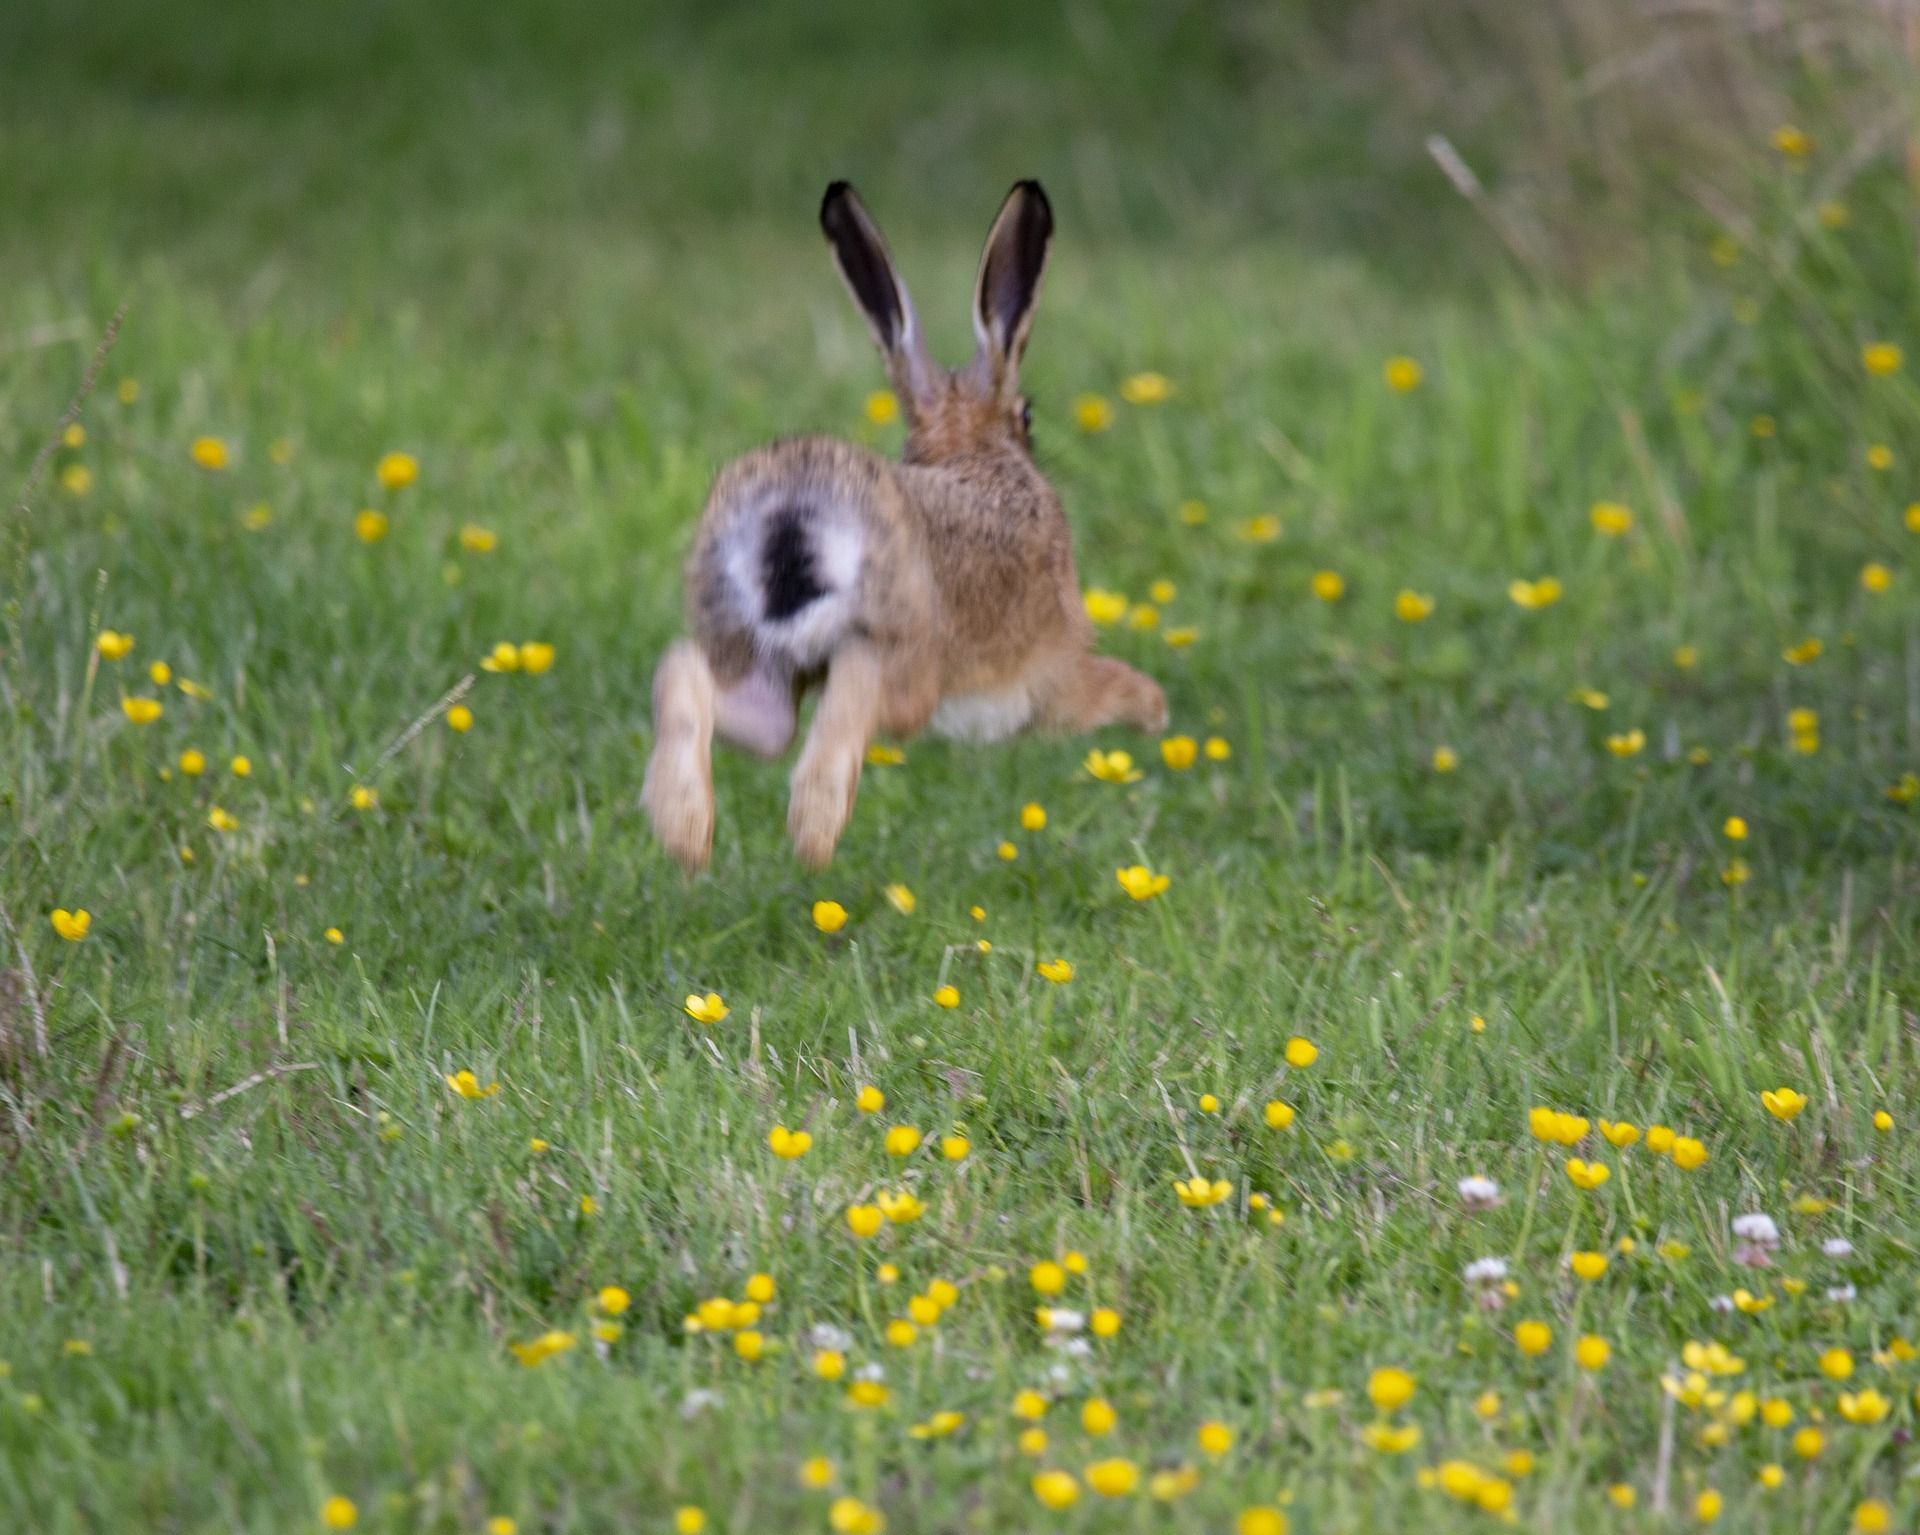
<box><xmin>644</xmin><ymin>640</ymin><xmax>717</xmax><ymax>872</ymax></box>
<box><xmin>643</xmin><ymin>733</ymin><xmax>715</xmax><ymax>872</ymax></box>
<box><xmin>787</xmin><ymin>745</ymin><xmax>860</xmax><ymax>869</ymax></box>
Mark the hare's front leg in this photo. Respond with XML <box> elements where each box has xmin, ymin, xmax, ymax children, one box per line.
<box><xmin>643</xmin><ymin>640</ymin><xmax>719</xmax><ymax>872</ymax></box>
<box><xmin>789</xmin><ymin>639</ymin><xmax>884</xmax><ymax>868</ymax></box>
<box><xmin>1033</xmin><ymin>652</ymin><xmax>1168</xmax><ymax>734</ymax></box>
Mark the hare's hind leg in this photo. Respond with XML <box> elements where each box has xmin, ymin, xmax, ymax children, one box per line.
<box><xmin>1033</xmin><ymin>652</ymin><xmax>1169</xmax><ymax>734</ymax></box>
<box><xmin>643</xmin><ymin>640</ymin><xmax>718</xmax><ymax>871</ymax></box>
<box><xmin>788</xmin><ymin>638</ymin><xmax>883</xmax><ymax>868</ymax></box>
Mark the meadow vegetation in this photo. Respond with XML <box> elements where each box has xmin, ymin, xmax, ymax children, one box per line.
<box><xmin>2</xmin><ymin>1</ymin><xmax>1917</xmax><ymax>1530</ymax></box>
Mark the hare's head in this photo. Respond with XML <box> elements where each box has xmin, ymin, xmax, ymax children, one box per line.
<box><xmin>821</xmin><ymin>180</ymin><xmax>1052</xmax><ymax>467</ymax></box>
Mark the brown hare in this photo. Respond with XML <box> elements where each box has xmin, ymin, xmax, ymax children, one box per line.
<box><xmin>643</xmin><ymin>179</ymin><xmax>1167</xmax><ymax>871</ymax></box>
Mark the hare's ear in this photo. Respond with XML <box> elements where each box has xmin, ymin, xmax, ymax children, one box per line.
<box><xmin>821</xmin><ymin>182</ymin><xmax>935</xmax><ymax>401</ymax></box>
<box><xmin>970</xmin><ymin>180</ymin><xmax>1052</xmax><ymax>403</ymax></box>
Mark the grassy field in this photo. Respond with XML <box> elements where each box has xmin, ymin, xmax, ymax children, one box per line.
<box><xmin>3</xmin><ymin>3</ymin><xmax>1918</xmax><ymax>1531</ymax></box>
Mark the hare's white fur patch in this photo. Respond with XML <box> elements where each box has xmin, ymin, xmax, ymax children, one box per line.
<box><xmin>930</xmin><ymin>683</ymin><xmax>1031</xmax><ymax>742</ymax></box>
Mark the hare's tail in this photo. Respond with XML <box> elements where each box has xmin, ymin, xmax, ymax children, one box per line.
<box><xmin>716</xmin><ymin>491</ymin><xmax>864</xmax><ymax>672</ymax></box>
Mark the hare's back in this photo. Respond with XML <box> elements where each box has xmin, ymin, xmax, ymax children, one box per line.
<box><xmin>902</xmin><ymin>459</ymin><xmax>1083</xmax><ymax>682</ymax></box>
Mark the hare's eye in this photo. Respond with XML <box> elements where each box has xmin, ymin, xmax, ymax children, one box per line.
<box><xmin>1017</xmin><ymin>398</ymin><xmax>1033</xmax><ymax>438</ymax></box>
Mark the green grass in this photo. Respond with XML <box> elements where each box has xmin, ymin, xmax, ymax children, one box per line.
<box><xmin>3</xmin><ymin>3</ymin><xmax>1919</xmax><ymax>1531</ymax></box>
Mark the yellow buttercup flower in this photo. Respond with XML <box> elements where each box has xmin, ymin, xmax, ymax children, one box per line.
<box><xmin>768</xmin><ymin>1124</ymin><xmax>812</xmax><ymax>1159</ymax></box>
<box><xmin>1514</xmin><ymin>1320</ymin><xmax>1550</xmax><ymax>1356</ymax></box>
<box><xmin>122</xmin><ymin>696</ymin><xmax>163</xmax><ymax>725</ymax></box>
<box><xmin>1565</xmin><ymin>1158</ymin><xmax>1610</xmax><ymax>1190</ymax></box>
<box><xmin>1861</xmin><ymin>562</ymin><xmax>1892</xmax><ymax>593</ymax></box>
<box><xmin>96</xmin><ymin>629</ymin><xmax>135</xmax><ymax>660</ymax></box>
<box><xmin>445</xmin><ymin>1069</ymin><xmax>500</xmax><ymax>1099</ymax></box>
<box><xmin>1085</xmin><ymin>748</ymin><xmax>1142</xmax><ymax>783</ymax></box>
<box><xmin>1431</xmin><ymin>745</ymin><xmax>1458</xmax><ymax>773</ymax></box>
<box><xmin>1761</xmin><ymin>1087</ymin><xmax>1807</xmax><ymax>1121</ymax></box>
<box><xmin>1605</xmin><ymin>729</ymin><xmax>1646</xmax><ymax>758</ymax></box>
<box><xmin>1771</xmin><ymin>124</ymin><xmax>1810</xmax><ymax>158</ymax></box>
<box><xmin>1309</xmin><ymin>569</ymin><xmax>1345</xmax><ymax>601</ymax></box>
<box><xmin>1368</xmin><ymin>1367</ymin><xmax>1415</xmax><ymax>1412</ymax></box>
<box><xmin>931</xmin><ymin>984</ymin><xmax>959</xmax><ymax>1009</ymax></box>
<box><xmin>1160</xmin><ymin>735</ymin><xmax>1197</xmax><ymax>770</ymax></box>
<box><xmin>1197</xmin><ymin>1420</ymin><xmax>1234</xmax><ymax>1457</ymax></box>
<box><xmin>207</xmin><ymin>806</ymin><xmax>238</xmax><ymax>832</ymax></box>
<box><xmin>1073</xmin><ymin>395</ymin><xmax>1114</xmax><ymax>433</ymax></box>
<box><xmin>1862</xmin><ymin>342</ymin><xmax>1903</xmax><ymax>376</ymax></box>
<box><xmin>1361</xmin><ymin>1422</ymin><xmax>1421</xmax><ymax>1454</ymax></box>
<box><xmin>50</xmin><ymin>908</ymin><xmax>91</xmax><ymax>942</ymax></box>
<box><xmin>1084</xmin><ymin>1457</ymin><xmax>1139</xmax><ymax>1496</ymax></box>
<box><xmin>1590</xmin><ymin>501</ymin><xmax>1633</xmax><ymax>536</ymax></box>
<box><xmin>884</xmin><ymin>1125</ymin><xmax>923</xmax><ymax>1156</ymax></box>
<box><xmin>1019</xmin><ymin>802</ymin><xmax>1047</xmax><ymax>831</ymax></box>
<box><xmin>864</xmin><ymin>389</ymin><xmax>898</xmax><ymax>425</ymax></box>
<box><xmin>1083</xmin><ymin>589</ymin><xmax>1128</xmax><ymax>626</ymax></box>
<box><xmin>507</xmin><ymin>1330</ymin><xmax>576</xmax><ymax>1367</ymax></box>
<box><xmin>1236</xmin><ymin>513</ymin><xmax>1282</xmax><ymax>543</ymax></box>
<box><xmin>190</xmin><ymin>436</ymin><xmax>229</xmax><ymax>471</ymax></box>
<box><xmin>375</xmin><ymin>451</ymin><xmax>419</xmax><ymax>489</ymax></box>
<box><xmin>1574</xmin><ymin>1334</ymin><xmax>1612</xmax><ymax>1370</ymax></box>
<box><xmin>1383</xmin><ymin>356</ymin><xmax>1423</xmax><ymax>393</ymax></box>
<box><xmin>519</xmin><ymin>642</ymin><xmax>555</xmax><ymax>674</ymax></box>
<box><xmin>349</xmin><ymin>785</ymin><xmax>377</xmax><ymax>811</ymax></box>
<box><xmin>1120</xmin><ymin>371</ymin><xmax>1172</xmax><ymax>405</ymax></box>
<box><xmin>1508</xmin><ymin>576</ymin><xmax>1563</xmax><ymax>610</ymax></box>
<box><xmin>446</xmin><ymin>704</ymin><xmax>474</xmax><ymax>732</ymax></box>
<box><xmin>321</xmin><ymin>1496</ymin><xmax>358</xmax><ymax>1530</ymax></box>
<box><xmin>684</xmin><ymin>992</ymin><xmax>728</xmax><ymax>1025</ymax></box>
<box><xmin>1393</xmin><ymin>588</ymin><xmax>1435</xmax><ymax>622</ymax></box>
<box><xmin>1284</xmin><ymin>1037</ymin><xmax>1318</xmax><ymax>1068</ymax></box>
<box><xmin>1115</xmin><ymin>864</ymin><xmax>1169</xmax><ymax>901</ymax></box>
<box><xmin>1031</xmin><ymin>1470</ymin><xmax>1080</xmax><ymax>1509</ymax></box>
<box><xmin>1037</xmin><ymin>958</ymin><xmax>1074</xmax><ymax>984</ymax></box>
<box><xmin>1173</xmin><ymin>1175</ymin><xmax>1232</xmax><ymax>1208</ymax></box>
<box><xmin>812</xmin><ymin>900</ymin><xmax>847</xmax><ymax>933</ymax></box>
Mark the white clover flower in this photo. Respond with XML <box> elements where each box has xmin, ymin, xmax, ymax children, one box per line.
<box><xmin>1826</xmin><ymin>1283</ymin><xmax>1857</xmax><ymax>1304</ymax></box>
<box><xmin>1709</xmin><ymin>1294</ymin><xmax>1736</xmax><ymax>1314</ymax></box>
<box><xmin>1464</xmin><ymin>1257</ymin><xmax>1509</xmax><ymax>1285</ymax></box>
<box><xmin>679</xmin><ymin>1388</ymin><xmax>723</xmax><ymax>1419</ymax></box>
<box><xmin>853</xmin><ymin>1361</ymin><xmax>886</xmax><ymax>1383</ymax></box>
<box><xmin>808</xmin><ymin>1323</ymin><xmax>853</xmax><ymax>1353</ymax></box>
<box><xmin>1731</xmin><ymin>1212</ymin><xmax>1779</xmax><ymax>1246</ymax></box>
<box><xmin>1821</xmin><ymin>1237</ymin><xmax>1853</xmax><ymax>1259</ymax></box>
<box><xmin>1042</xmin><ymin>1308</ymin><xmax>1086</xmax><ymax>1334</ymax></box>
<box><xmin>1458</xmin><ymin>1175</ymin><xmax>1501</xmax><ymax>1210</ymax></box>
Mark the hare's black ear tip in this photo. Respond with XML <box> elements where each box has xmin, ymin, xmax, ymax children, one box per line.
<box><xmin>1013</xmin><ymin>180</ymin><xmax>1053</xmax><ymax>234</ymax></box>
<box><xmin>821</xmin><ymin>181</ymin><xmax>854</xmax><ymax>221</ymax></box>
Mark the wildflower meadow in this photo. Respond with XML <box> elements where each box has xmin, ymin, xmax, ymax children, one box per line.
<box><xmin>3</xmin><ymin>2</ymin><xmax>1917</xmax><ymax>1530</ymax></box>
